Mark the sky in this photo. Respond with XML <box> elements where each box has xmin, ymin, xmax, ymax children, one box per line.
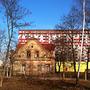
<box><xmin>0</xmin><ymin>0</ymin><xmax>73</xmax><ymax>30</ymax></box>
<box><xmin>21</xmin><ymin>0</ymin><xmax>73</xmax><ymax>29</ymax></box>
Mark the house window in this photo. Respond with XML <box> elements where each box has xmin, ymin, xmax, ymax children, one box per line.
<box><xmin>27</xmin><ymin>50</ymin><xmax>31</xmax><ymax>58</ymax></box>
<box><xmin>35</xmin><ymin>51</ymin><xmax>39</xmax><ymax>58</ymax></box>
<box><xmin>44</xmin><ymin>54</ymin><xmax>47</xmax><ymax>57</ymax></box>
<box><xmin>38</xmin><ymin>65</ymin><xmax>42</xmax><ymax>72</ymax></box>
<box><xmin>38</xmin><ymin>64</ymin><xmax>50</xmax><ymax>73</ymax></box>
<box><xmin>18</xmin><ymin>55</ymin><xmax>21</xmax><ymax>58</ymax></box>
<box><xmin>45</xmin><ymin>64</ymin><xmax>50</xmax><ymax>72</ymax></box>
<box><xmin>31</xmin><ymin>45</ymin><xmax>33</xmax><ymax>48</ymax></box>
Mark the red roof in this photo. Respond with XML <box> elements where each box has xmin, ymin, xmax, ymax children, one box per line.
<box><xmin>16</xmin><ymin>44</ymin><xmax>23</xmax><ymax>50</ymax></box>
<box><xmin>41</xmin><ymin>44</ymin><xmax>55</xmax><ymax>51</ymax></box>
<box><xmin>17</xmin><ymin>38</ymin><xmax>55</xmax><ymax>51</ymax></box>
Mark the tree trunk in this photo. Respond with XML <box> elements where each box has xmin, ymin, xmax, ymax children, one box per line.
<box><xmin>55</xmin><ymin>61</ymin><xmax>57</xmax><ymax>73</ymax></box>
<box><xmin>86</xmin><ymin>47</ymin><xmax>89</xmax><ymax>80</ymax></box>
<box><xmin>62</xmin><ymin>62</ymin><xmax>65</xmax><ymax>79</ymax></box>
<box><xmin>58</xmin><ymin>61</ymin><xmax>61</xmax><ymax>73</ymax></box>
<box><xmin>11</xmin><ymin>64</ymin><xmax>14</xmax><ymax>76</ymax></box>
<box><xmin>0</xmin><ymin>75</ymin><xmax>3</xmax><ymax>87</ymax></box>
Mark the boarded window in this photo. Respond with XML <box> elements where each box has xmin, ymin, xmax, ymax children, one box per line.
<box><xmin>27</xmin><ymin>50</ymin><xmax>31</xmax><ymax>58</ymax></box>
<box><xmin>35</xmin><ymin>51</ymin><xmax>39</xmax><ymax>58</ymax></box>
<box><xmin>38</xmin><ymin>64</ymin><xmax>50</xmax><ymax>73</ymax></box>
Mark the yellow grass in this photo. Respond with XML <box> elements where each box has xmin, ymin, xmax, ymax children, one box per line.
<box><xmin>56</xmin><ymin>61</ymin><xmax>90</xmax><ymax>72</ymax></box>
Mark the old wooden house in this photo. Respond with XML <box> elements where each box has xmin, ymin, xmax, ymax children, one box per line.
<box><xmin>14</xmin><ymin>38</ymin><xmax>55</xmax><ymax>75</ymax></box>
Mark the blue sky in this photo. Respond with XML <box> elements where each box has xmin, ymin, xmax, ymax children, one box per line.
<box><xmin>0</xmin><ymin>0</ymin><xmax>73</xmax><ymax>30</ymax></box>
<box><xmin>21</xmin><ymin>0</ymin><xmax>73</xmax><ymax>29</ymax></box>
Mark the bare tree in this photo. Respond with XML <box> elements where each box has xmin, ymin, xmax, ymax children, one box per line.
<box><xmin>0</xmin><ymin>0</ymin><xmax>31</xmax><ymax>77</ymax></box>
<box><xmin>54</xmin><ymin>35</ymin><xmax>72</xmax><ymax>78</ymax></box>
<box><xmin>0</xmin><ymin>29</ymin><xmax>6</xmax><ymax>52</ymax></box>
<box><xmin>75</xmin><ymin>0</ymin><xmax>90</xmax><ymax>82</ymax></box>
<box><xmin>56</xmin><ymin>0</ymin><xmax>90</xmax><ymax>84</ymax></box>
<box><xmin>0</xmin><ymin>30</ymin><xmax>6</xmax><ymax>87</ymax></box>
<box><xmin>75</xmin><ymin>0</ymin><xmax>90</xmax><ymax>28</ymax></box>
<box><xmin>56</xmin><ymin>6</ymin><xmax>80</xmax><ymax>84</ymax></box>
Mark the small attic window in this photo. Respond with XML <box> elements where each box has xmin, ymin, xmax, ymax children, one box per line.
<box><xmin>31</xmin><ymin>43</ymin><xmax>33</xmax><ymax>48</ymax></box>
<box><xmin>18</xmin><ymin>55</ymin><xmax>21</xmax><ymax>58</ymax></box>
<box><xmin>31</xmin><ymin>45</ymin><xmax>33</xmax><ymax>48</ymax></box>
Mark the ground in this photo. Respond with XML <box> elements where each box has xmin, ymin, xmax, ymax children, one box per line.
<box><xmin>0</xmin><ymin>76</ymin><xmax>90</xmax><ymax>90</ymax></box>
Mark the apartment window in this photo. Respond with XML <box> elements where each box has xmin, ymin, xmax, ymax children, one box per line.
<box><xmin>88</xmin><ymin>34</ymin><xmax>90</xmax><ymax>38</ymax></box>
<box><xmin>74</xmin><ymin>34</ymin><xmax>77</xmax><ymax>37</ymax></box>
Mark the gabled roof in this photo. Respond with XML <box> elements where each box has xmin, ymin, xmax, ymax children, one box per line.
<box><xmin>17</xmin><ymin>38</ymin><xmax>55</xmax><ymax>51</ymax></box>
<box><xmin>41</xmin><ymin>44</ymin><xmax>55</xmax><ymax>51</ymax></box>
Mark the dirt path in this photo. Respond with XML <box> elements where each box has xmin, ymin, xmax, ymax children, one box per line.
<box><xmin>0</xmin><ymin>77</ymin><xmax>88</xmax><ymax>90</ymax></box>
<box><xmin>0</xmin><ymin>77</ymin><xmax>32</xmax><ymax>90</ymax></box>
<box><xmin>0</xmin><ymin>77</ymin><xmax>59</xmax><ymax>90</ymax></box>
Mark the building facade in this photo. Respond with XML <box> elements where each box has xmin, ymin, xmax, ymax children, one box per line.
<box><xmin>14</xmin><ymin>38</ymin><xmax>55</xmax><ymax>75</ymax></box>
<box><xmin>14</xmin><ymin>30</ymin><xmax>90</xmax><ymax>75</ymax></box>
<box><xmin>18</xmin><ymin>30</ymin><xmax>90</xmax><ymax>60</ymax></box>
